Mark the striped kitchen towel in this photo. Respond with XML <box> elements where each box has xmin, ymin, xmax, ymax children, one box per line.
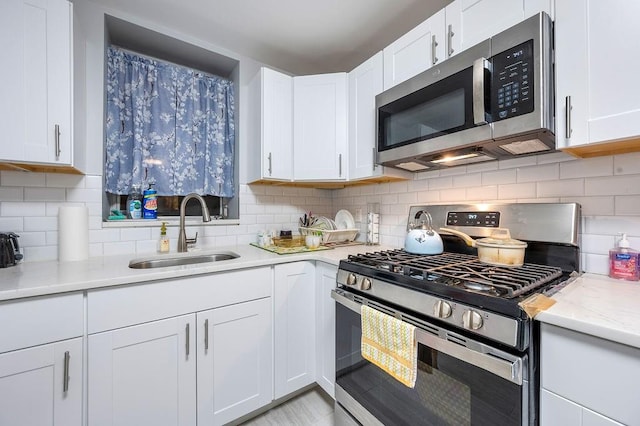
<box><xmin>361</xmin><ymin>304</ymin><xmax>417</xmax><ymax>388</ymax></box>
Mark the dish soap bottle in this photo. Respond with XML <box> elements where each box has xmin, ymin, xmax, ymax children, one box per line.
<box><xmin>609</xmin><ymin>233</ymin><xmax>639</xmax><ymax>281</ymax></box>
<box><xmin>142</xmin><ymin>183</ymin><xmax>158</xmax><ymax>219</ymax></box>
<box><xmin>158</xmin><ymin>222</ymin><xmax>170</xmax><ymax>253</ymax></box>
<box><xmin>126</xmin><ymin>184</ymin><xmax>143</xmax><ymax>219</ymax></box>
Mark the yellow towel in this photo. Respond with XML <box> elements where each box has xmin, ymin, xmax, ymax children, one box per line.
<box><xmin>361</xmin><ymin>305</ymin><xmax>417</xmax><ymax>388</ymax></box>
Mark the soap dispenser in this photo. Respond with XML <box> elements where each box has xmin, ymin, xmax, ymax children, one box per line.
<box><xmin>609</xmin><ymin>233</ymin><xmax>639</xmax><ymax>281</ymax></box>
<box><xmin>158</xmin><ymin>222</ymin><xmax>170</xmax><ymax>253</ymax></box>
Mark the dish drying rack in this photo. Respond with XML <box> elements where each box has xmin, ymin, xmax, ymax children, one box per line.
<box><xmin>299</xmin><ymin>227</ymin><xmax>358</xmax><ymax>244</ymax></box>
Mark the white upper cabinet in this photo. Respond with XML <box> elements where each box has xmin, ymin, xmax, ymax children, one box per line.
<box><xmin>349</xmin><ymin>52</ymin><xmax>411</xmax><ymax>181</ymax></box>
<box><xmin>349</xmin><ymin>52</ymin><xmax>384</xmax><ymax>180</ymax></box>
<box><xmin>293</xmin><ymin>73</ymin><xmax>348</xmax><ymax>181</ymax></box>
<box><xmin>445</xmin><ymin>0</ymin><xmax>526</xmax><ymax>60</ymax></box>
<box><xmin>247</xmin><ymin>67</ymin><xmax>293</xmax><ymax>182</ymax></box>
<box><xmin>0</xmin><ymin>0</ymin><xmax>73</xmax><ymax>166</ymax></box>
<box><xmin>555</xmin><ymin>0</ymin><xmax>640</xmax><ymax>151</ymax></box>
<box><xmin>383</xmin><ymin>9</ymin><xmax>445</xmax><ymax>90</ymax></box>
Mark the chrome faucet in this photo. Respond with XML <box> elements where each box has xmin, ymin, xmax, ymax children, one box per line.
<box><xmin>177</xmin><ymin>193</ymin><xmax>211</xmax><ymax>252</ymax></box>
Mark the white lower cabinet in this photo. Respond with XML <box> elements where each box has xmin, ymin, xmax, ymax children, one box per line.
<box><xmin>540</xmin><ymin>323</ymin><xmax>640</xmax><ymax>426</ymax></box>
<box><xmin>87</xmin><ymin>268</ymin><xmax>273</xmax><ymax>426</ymax></box>
<box><xmin>0</xmin><ymin>337</ymin><xmax>82</xmax><ymax>426</ymax></box>
<box><xmin>541</xmin><ymin>389</ymin><xmax>623</xmax><ymax>426</ymax></box>
<box><xmin>315</xmin><ymin>262</ymin><xmax>337</xmax><ymax>398</ymax></box>
<box><xmin>274</xmin><ymin>262</ymin><xmax>317</xmax><ymax>399</ymax></box>
<box><xmin>88</xmin><ymin>315</ymin><xmax>197</xmax><ymax>426</ymax></box>
<box><xmin>197</xmin><ymin>298</ymin><xmax>272</xmax><ymax>425</ymax></box>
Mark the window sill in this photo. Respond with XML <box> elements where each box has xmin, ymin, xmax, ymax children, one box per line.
<box><xmin>102</xmin><ymin>218</ymin><xmax>240</xmax><ymax>228</ymax></box>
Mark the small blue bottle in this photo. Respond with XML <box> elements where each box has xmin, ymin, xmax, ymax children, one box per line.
<box><xmin>142</xmin><ymin>184</ymin><xmax>158</xmax><ymax>219</ymax></box>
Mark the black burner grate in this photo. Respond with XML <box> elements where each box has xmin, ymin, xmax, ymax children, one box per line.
<box><xmin>347</xmin><ymin>249</ymin><xmax>563</xmax><ymax>298</ymax></box>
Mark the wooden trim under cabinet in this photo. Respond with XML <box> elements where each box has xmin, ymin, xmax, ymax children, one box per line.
<box><xmin>561</xmin><ymin>136</ymin><xmax>640</xmax><ymax>158</ymax></box>
<box><xmin>249</xmin><ymin>175</ymin><xmax>409</xmax><ymax>189</ymax></box>
<box><xmin>0</xmin><ymin>161</ymin><xmax>83</xmax><ymax>175</ymax></box>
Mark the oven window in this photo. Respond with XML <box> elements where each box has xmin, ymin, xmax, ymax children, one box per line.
<box><xmin>336</xmin><ymin>302</ymin><xmax>523</xmax><ymax>426</ymax></box>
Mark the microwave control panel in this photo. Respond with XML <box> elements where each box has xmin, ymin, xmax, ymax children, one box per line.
<box><xmin>491</xmin><ymin>39</ymin><xmax>534</xmax><ymax>121</ymax></box>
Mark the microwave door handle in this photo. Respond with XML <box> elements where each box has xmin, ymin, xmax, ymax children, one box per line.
<box><xmin>473</xmin><ymin>58</ymin><xmax>489</xmax><ymax>125</ymax></box>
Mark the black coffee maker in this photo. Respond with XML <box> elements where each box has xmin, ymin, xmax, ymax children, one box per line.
<box><xmin>0</xmin><ymin>232</ymin><xmax>22</xmax><ymax>268</ymax></box>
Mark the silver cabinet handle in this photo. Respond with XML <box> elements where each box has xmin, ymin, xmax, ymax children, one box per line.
<box><xmin>185</xmin><ymin>323</ymin><xmax>190</xmax><ymax>356</ymax></box>
<box><xmin>267</xmin><ymin>152</ymin><xmax>272</xmax><ymax>176</ymax></box>
<box><xmin>63</xmin><ymin>351</ymin><xmax>70</xmax><ymax>392</ymax></box>
<box><xmin>204</xmin><ymin>319</ymin><xmax>209</xmax><ymax>351</ymax></box>
<box><xmin>372</xmin><ymin>147</ymin><xmax>378</xmax><ymax>170</ymax></box>
<box><xmin>565</xmin><ymin>96</ymin><xmax>572</xmax><ymax>139</ymax></box>
<box><xmin>338</xmin><ymin>153</ymin><xmax>343</xmax><ymax>177</ymax></box>
<box><xmin>54</xmin><ymin>124</ymin><xmax>61</xmax><ymax>159</ymax></box>
<box><xmin>447</xmin><ymin>24</ymin><xmax>455</xmax><ymax>57</ymax></box>
<box><xmin>431</xmin><ymin>35</ymin><xmax>439</xmax><ymax>65</ymax></box>
<box><xmin>473</xmin><ymin>58</ymin><xmax>490</xmax><ymax>125</ymax></box>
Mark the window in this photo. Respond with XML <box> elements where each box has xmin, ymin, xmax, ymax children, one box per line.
<box><xmin>103</xmin><ymin>15</ymin><xmax>240</xmax><ymax>221</ymax></box>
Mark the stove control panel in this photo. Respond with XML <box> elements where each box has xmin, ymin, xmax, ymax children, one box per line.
<box><xmin>446</xmin><ymin>211</ymin><xmax>500</xmax><ymax>227</ymax></box>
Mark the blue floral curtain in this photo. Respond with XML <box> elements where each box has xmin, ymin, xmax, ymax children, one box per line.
<box><xmin>105</xmin><ymin>46</ymin><xmax>235</xmax><ymax>197</ymax></box>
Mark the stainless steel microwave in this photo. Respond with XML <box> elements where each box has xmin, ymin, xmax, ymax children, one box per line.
<box><xmin>376</xmin><ymin>12</ymin><xmax>554</xmax><ymax>171</ymax></box>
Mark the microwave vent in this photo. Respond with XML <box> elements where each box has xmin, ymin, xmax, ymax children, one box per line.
<box><xmin>498</xmin><ymin>139</ymin><xmax>552</xmax><ymax>155</ymax></box>
<box><xmin>395</xmin><ymin>161</ymin><xmax>431</xmax><ymax>172</ymax></box>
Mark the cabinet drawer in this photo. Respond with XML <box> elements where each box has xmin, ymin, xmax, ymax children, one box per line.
<box><xmin>540</xmin><ymin>323</ymin><xmax>640</xmax><ymax>425</ymax></box>
<box><xmin>0</xmin><ymin>293</ymin><xmax>84</xmax><ymax>353</ymax></box>
<box><xmin>88</xmin><ymin>267</ymin><xmax>272</xmax><ymax>334</ymax></box>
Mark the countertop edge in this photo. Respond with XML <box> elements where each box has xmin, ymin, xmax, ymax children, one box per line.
<box><xmin>0</xmin><ymin>244</ymin><xmax>389</xmax><ymax>302</ymax></box>
<box><xmin>536</xmin><ymin>273</ymin><xmax>640</xmax><ymax>349</ymax></box>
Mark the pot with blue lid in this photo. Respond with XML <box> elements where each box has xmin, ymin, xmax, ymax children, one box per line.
<box><xmin>404</xmin><ymin>211</ymin><xmax>444</xmax><ymax>255</ymax></box>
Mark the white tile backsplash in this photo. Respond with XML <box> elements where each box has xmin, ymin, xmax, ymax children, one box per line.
<box><xmin>1</xmin><ymin>152</ymin><xmax>640</xmax><ymax>276</ymax></box>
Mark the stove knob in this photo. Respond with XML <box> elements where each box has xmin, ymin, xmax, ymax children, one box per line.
<box><xmin>462</xmin><ymin>310</ymin><xmax>483</xmax><ymax>330</ymax></box>
<box><xmin>346</xmin><ymin>273</ymin><xmax>357</xmax><ymax>286</ymax></box>
<box><xmin>360</xmin><ymin>277</ymin><xmax>372</xmax><ymax>290</ymax></box>
<box><xmin>433</xmin><ymin>300</ymin><xmax>452</xmax><ymax>318</ymax></box>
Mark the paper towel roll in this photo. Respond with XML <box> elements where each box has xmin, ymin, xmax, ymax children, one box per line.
<box><xmin>58</xmin><ymin>205</ymin><xmax>89</xmax><ymax>262</ymax></box>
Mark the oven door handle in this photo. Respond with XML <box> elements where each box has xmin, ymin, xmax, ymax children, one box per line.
<box><xmin>332</xmin><ymin>289</ymin><xmax>523</xmax><ymax>385</ymax></box>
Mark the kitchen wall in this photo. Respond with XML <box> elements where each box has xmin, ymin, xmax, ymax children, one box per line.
<box><xmin>0</xmin><ymin>171</ymin><xmax>332</xmax><ymax>260</ymax></box>
<box><xmin>334</xmin><ymin>151</ymin><xmax>640</xmax><ymax>276</ymax></box>
<box><xmin>2</xmin><ymin>149</ymin><xmax>639</xmax><ymax>277</ymax></box>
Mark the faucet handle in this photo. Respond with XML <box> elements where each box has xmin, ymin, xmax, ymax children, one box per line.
<box><xmin>186</xmin><ymin>232</ymin><xmax>198</xmax><ymax>247</ymax></box>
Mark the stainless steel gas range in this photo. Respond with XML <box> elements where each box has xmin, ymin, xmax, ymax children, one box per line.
<box><xmin>332</xmin><ymin>203</ymin><xmax>581</xmax><ymax>426</ymax></box>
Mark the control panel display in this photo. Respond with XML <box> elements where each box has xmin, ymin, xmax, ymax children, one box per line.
<box><xmin>446</xmin><ymin>211</ymin><xmax>500</xmax><ymax>227</ymax></box>
<box><xmin>491</xmin><ymin>39</ymin><xmax>534</xmax><ymax>121</ymax></box>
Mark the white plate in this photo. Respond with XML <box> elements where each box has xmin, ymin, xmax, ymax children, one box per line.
<box><xmin>335</xmin><ymin>209</ymin><xmax>355</xmax><ymax>230</ymax></box>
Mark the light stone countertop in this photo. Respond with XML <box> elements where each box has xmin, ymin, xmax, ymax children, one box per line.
<box><xmin>536</xmin><ymin>273</ymin><xmax>640</xmax><ymax>349</ymax></box>
<box><xmin>0</xmin><ymin>243</ymin><xmax>392</xmax><ymax>302</ymax></box>
<box><xmin>2</xmin><ymin>245</ymin><xmax>638</xmax><ymax>350</ymax></box>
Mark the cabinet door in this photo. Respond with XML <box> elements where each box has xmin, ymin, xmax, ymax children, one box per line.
<box><xmin>315</xmin><ymin>262</ymin><xmax>337</xmax><ymax>398</ymax></box>
<box><xmin>0</xmin><ymin>338</ymin><xmax>82</xmax><ymax>426</ymax></box>
<box><xmin>88</xmin><ymin>315</ymin><xmax>196</xmax><ymax>426</ymax></box>
<box><xmin>0</xmin><ymin>0</ymin><xmax>72</xmax><ymax>165</ymax></box>
<box><xmin>555</xmin><ymin>0</ymin><xmax>640</xmax><ymax>149</ymax></box>
<box><xmin>248</xmin><ymin>67</ymin><xmax>293</xmax><ymax>182</ymax></box>
<box><xmin>383</xmin><ymin>9</ymin><xmax>445</xmax><ymax>90</ymax></box>
<box><xmin>445</xmin><ymin>0</ymin><xmax>525</xmax><ymax>59</ymax></box>
<box><xmin>540</xmin><ymin>389</ymin><xmax>624</xmax><ymax>426</ymax></box>
<box><xmin>349</xmin><ymin>52</ymin><xmax>383</xmax><ymax>180</ymax></box>
<box><xmin>197</xmin><ymin>298</ymin><xmax>272</xmax><ymax>426</ymax></box>
<box><xmin>274</xmin><ymin>262</ymin><xmax>316</xmax><ymax>399</ymax></box>
<box><xmin>293</xmin><ymin>73</ymin><xmax>348</xmax><ymax>181</ymax></box>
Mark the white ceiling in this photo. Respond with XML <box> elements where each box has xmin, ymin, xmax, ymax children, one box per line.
<box><xmin>85</xmin><ymin>0</ymin><xmax>452</xmax><ymax>75</ymax></box>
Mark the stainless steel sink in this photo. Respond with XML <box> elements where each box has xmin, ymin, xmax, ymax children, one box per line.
<box><xmin>128</xmin><ymin>251</ymin><xmax>240</xmax><ymax>269</ymax></box>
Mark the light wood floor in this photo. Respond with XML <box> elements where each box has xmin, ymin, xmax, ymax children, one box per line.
<box><xmin>240</xmin><ymin>387</ymin><xmax>335</xmax><ymax>426</ymax></box>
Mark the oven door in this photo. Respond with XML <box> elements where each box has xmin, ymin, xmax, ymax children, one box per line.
<box><xmin>333</xmin><ymin>288</ymin><xmax>529</xmax><ymax>426</ymax></box>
